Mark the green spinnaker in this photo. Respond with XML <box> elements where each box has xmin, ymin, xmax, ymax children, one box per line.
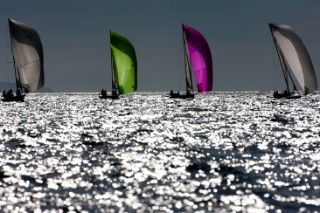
<box><xmin>110</xmin><ymin>31</ymin><xmax>137</xmax><ymax>94</ymax></box>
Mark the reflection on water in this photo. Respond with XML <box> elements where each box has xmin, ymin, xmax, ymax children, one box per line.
<box><xmin>0</xmin><ymin>92</ymin><xmax>319</xmax><ymax>212</ymax></box>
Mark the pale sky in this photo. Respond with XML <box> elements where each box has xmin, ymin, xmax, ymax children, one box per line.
<box><xmin>0</xmin><ymin>0</ymin><xmax>319</xmax><ymax>92</ymax></box>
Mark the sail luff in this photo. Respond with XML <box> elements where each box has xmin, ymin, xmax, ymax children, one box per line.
<box><xmin>269</xmin><ymin>23</ymin><xmax>317</xmax><ymax>94</ymax></box>
<box><xmin>182</xmin><ymin>26</ymin><xmax>194</xmax><ymax>94</ymax></box>
<box><xmin>183</xmin><ymin>24</ymin><xmax>213</xmax><ymax>93</ymax></box>
<box><xmin>8</xmin><ymin>18</ymin><xmax>44</xmax><ymax>92</ymax></box>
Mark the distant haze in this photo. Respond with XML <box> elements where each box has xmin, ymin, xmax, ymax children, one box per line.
<box><xmin>0</xmin><ymin>1</ymin><xmax>319</xmax><ymax>92</ymax></box>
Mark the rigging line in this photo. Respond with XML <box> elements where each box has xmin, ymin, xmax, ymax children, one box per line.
<box><xmin>5</xmin><ymin>25</ymin><xmax>12</xmax><ymax>83</ymax></box>
<box><xmin>287</xmin><ymin>68</ymin><xmax>300</xmax><ymax>96</ymax></box>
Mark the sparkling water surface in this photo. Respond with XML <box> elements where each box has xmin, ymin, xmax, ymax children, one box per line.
<box><xmin>0</xmin><ymin>92</ymin><xmax>319</xmax><ymax>212</ymax></box>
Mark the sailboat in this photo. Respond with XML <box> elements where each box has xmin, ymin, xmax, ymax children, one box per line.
<box><xmin>100</xmin><ymin>31</ymin><xmax>137</xmax><ymax>99</ymax></box>
<box><xmin>269</xmin><ymin>23</ymin><xmax>317</xmax><ymax>99</ymax></box>
<box><xmin>2</xmin><ymin>19</ymin><xmax>44</xmax><ymax>102</ymax></box>
<box><xmin>170</xmin><ymin>24</ymin><xmax>213</xmax><ymax>99</ymax></box>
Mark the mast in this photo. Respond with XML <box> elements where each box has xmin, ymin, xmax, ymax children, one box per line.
<box><xmin>275</xmin><ymin>41</ymin><xmax>290</xmax><ymax>91</ymax></box>
<box><xmin>12</xmin><ymin>56</ymin><xmax>21</xmax><ymax>91</ymax></box>
<box><xmin>110</xmin><ymin>30</ymin><xmax>118</xmax><ymax>95</ymax></box>
<box><xmin>8</xmin><ymin>19</ymin><xmax>21</xmax><ymax>91</ymax></box>
<box><xmin>182</xmin><ymin>25</ymin><xmax>193</xmax><ymax>94</ymax></box>
<box><xmin>269</xmin><ymin>24</ymin><xmax>298</xmax><ymax>93</ymax></box>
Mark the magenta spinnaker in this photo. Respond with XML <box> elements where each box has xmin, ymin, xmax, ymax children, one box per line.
<box><xmin>183</xmin><ymin>24</ymin><xmax>213</xmax><ymax>93</ymax></box>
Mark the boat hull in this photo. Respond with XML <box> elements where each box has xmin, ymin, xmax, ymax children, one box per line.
<box><xmin>169</xmin><ymin>92</ymin><xmax>194</xmax><ymax>99</ymax></box>
<box><xmin>2</xmin><ymin>95</ymin><xmax>25</xmax><ymax>102</ymax></box>
<box><xmin>99</xmin><ymin>95</ymin><xmax>119</xmax><ymax>100</ymax></box>
<box><xmin>273</xmin><ymin>91</ymin><xmax>301</xmax><ymax>99</ymax></box>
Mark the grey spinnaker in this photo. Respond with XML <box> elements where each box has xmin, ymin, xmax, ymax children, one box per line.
<box><xmin>9</xmin><ymin>18</ymin><xmax>44</xmax><ymax>92</ymax></box>
<box><xmin>269</xmin><ymin>23</ymin><xmax>317</xmax><ymax>95</ymax></box>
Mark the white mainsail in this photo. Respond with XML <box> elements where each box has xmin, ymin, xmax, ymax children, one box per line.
<box><xmin>269</xmin><ymin>23</ymin><xmax>317</xmax><ymax>95</ymax></box>
<box><xmin>9</xmin><ymin>19</ymin><xmax>44</xmax><ymax>92</ymax></box>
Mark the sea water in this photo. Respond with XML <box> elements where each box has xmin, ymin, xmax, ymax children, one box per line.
<box><xmin>0</xmin><ymin>92</ymin><xmax>319</xmax><ymax>212</ymax></box>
